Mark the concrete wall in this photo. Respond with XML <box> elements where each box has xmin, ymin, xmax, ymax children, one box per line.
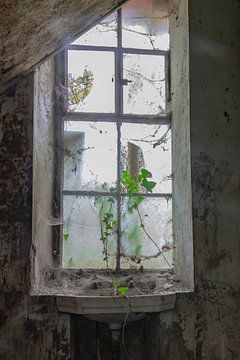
<box><xmin>1</xmin><ymin>0</ymin><xmax>240</xmax><ymax>358</ymax></box>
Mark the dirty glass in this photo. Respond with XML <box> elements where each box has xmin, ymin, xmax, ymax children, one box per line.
<box><xmin>68</xmin><ymin>50</ymin><xmax>115</xmax><ymax>113</ymax></box>
<box><xmin>122</xmin><ymin>0</ymin><xmax>169</xmax><ymax>50</ymax></box>
<box><xmin>63</xmin><ymin>195</ymin><xmax>117</xmax><ymax>269</ymax></box>
<box><xmin>63</xmin><ymin>2</ymin><xmax>172</xmax><ymax>271</ymax></box>
<box><xmin>121</xmin><ymin>123</ymin><xmax>172</xmax><ymax>193</ymax></box>
<box><xmin>123</xmin><ymin>53</ymin><xmax>166</xmax><ymax>115</ymax></box>
<box><xmin>120</xmin><ymin>197</ymin><xmax>172</xmax><ymax>269</ymax></box>
<box><xmin>71</xmin><ymin>12</ymin><xmax>117</xmax><ymax>47</ymax></box>
<box><xmin>64</xmin><ymin>121</ymin><xmax>117</xmax><ymax>191</ymax></box>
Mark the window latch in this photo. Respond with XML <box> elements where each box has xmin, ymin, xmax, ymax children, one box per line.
<box><xmin>121</xmin><ymin>79</ymin><xmax>132</xmax><ymax>86</ymax></box>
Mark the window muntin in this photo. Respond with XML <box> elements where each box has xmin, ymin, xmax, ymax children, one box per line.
<box><xmin>62</xmin><ymin>4</ymin><xmax>172</xmax><ymax>271</ymax></box>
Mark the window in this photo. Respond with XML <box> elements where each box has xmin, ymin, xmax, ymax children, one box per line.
<box><xmin>60</xmin><ymin>0</ymin><xmax>172</xmax><ymax>273</ymax></box>
<box><xmin>32</xmin><ymin>0</ymin><xmax>194</xmax><ymax>299</ymax></box>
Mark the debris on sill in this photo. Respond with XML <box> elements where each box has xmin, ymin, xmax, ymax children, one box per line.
<box><xmin>43</xmin><ymin>268</ymin><xmax>188</xmax><ymax>296</ymax></box>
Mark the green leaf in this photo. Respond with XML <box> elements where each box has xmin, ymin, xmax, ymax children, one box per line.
<box><xmin>141</xmin><ymin>168</ymin><xmax>152</xmax><ymax>178</ymax></box>
<box><xmin>63</xmin><ymin>233</ymin><xmax>69</xmax><ymax>241</ymax></box>
<box><xmin>147</xmin><ymin>181</ymin><xmax>157</xmax><ymax>190</ymax></box>
<box><xmin>138</xmin><ymin>174</ymin><xmax>143</xmax><ymax>182</ymax></box>
<box><xmin>118</xmin><ymin>287</ymin><xmax>128</xmax><ymax>296</ymax></box>
<box><xmin>141</xmin><ymin>179</ymin><xmax>156</xmax><ymax>191</ymax></box>
<box><xmin>121</xmin><ymin>170</ymin><xmax>139</xmax><ymax>193</ymax></box>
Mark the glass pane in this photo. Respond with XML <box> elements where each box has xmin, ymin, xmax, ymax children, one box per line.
<box><xmin>120</xmin><ymin>197</ymin><xmax>172</xmax><ymax>269</ymax></box>
<box><xmin>64</xmin><ymin>122</ymin><xmax>117</xmax><ymax>191</ymax></box>
<box><xmin>63</xmin><ymin>195</ymin><xmax>117</xmax><ymax>269</ymax></box>
<box><xmin>72</xmin><ymin>12</ymin><xmax>117</xmax><ymax>47</ymax></box>
<box><xmin>68</xmin><ymin>50</ymin><xmax>115</xmax><ymax>112</ymax></box>
<box><xmin>122</xmin><ymin>0</ymin><xmax>169</xmax><ymax>50</ymax></box>
<box><xmin>121</xmin><ymin>123</ymin><xmax>172</xmax><ymax>193</ymax></box>
<box><xmin>123</xmin><ymin>53</ymin><xmax>166</xmax><ymax>115</ymax></box>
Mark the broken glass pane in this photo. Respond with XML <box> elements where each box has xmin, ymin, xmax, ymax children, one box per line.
<box><xmin>64</xmin><ymin>121</ymin><xmax>117</xmax><ymax>192</ymax></box>
<box><xmin>68</xmin><ymin>50</ymin><xmax>115</xmax><ymax>112</ymax></box>
<box><xmin>120</xmin><ymin>196</ymin><xmax>172</xmax><ymax>269</ymax></box>
<box><xmin>71</xmin><ymin>12</ymin><xmax>117</xmax><ymax>47</ymax></box>
<box><xmin>123</xmin><ymin>53</ymin><xmax>165</xmax><ymax>115</ymax></box>
<box><xmin>121</xmin><ymin>123</ymin><xmax>172</xmax><ymax>193</ymax></box>
<box><xmin>63</xmin><ymin>195</ymin><xmax>117</xmax><ymax>269</ymax></box>
<box><xmin>122</xmin><ymin>0</ymin><xmax>169</xmax><ymax>50</ymax></box>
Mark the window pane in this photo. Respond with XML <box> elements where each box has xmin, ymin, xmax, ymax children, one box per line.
<box><xmin>123</xmin><ymin>53</ymin><xmax>166</xmax><ymax>115</ymax></box>
<box><xmin>120</xmin><ymin>196</ymin><xmax>172</xmax><ymax>270</ymax></box>
<box><xmin>122</xmin><ymin>0</ymin><xmax>169</xmax><ymax>50</ymax></box>
<box><xmin>121</xmin><ymin>123</ymin><xmax>172</xmax><ymax>193</ymax></box>
<box><xmin>63</xmin><ymin>195</ymin><xmax>117</xmax><ymax>269</ymax></box>
<box><xmin>68</xmin><ymin>50</ymin><xmax>115</xmax><ymax>113</ymax></box>
<box><xmin>64</xmin><ymin>122</ymin><xmax>117</xmax><ymax>192</ymax></box>
<box><xmin>71</xmin><ymin>12</ymin><xmax>117</xmax><ymax>47</ymax></box>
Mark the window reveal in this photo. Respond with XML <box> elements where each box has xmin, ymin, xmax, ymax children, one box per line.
<box><xmin>61</xmin><ymin>2</ymin><xmax>172</xmax><ymax>271</ymax></box>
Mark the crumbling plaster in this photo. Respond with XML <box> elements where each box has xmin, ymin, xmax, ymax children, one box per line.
<box><xmin>1</xmin><ymin>0</ymin><xmax>240</xmax><ymax>358</ymax></box>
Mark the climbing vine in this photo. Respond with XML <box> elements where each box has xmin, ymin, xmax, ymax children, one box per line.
<box><xmin>97</xmin><ymin>168</ymin><xmax>171</xmax><ymax>274</ymax></box>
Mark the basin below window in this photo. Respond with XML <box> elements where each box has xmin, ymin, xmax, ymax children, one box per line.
<box><xmin>57</xmin><ymin>292</ymin><xmax>176</xmax><ymax>321</ymax></box>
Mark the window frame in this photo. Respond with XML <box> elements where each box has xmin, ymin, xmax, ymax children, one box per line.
<box><xmin>53</xmin><ymin>7</ymin><xmax>173</xmax><ymax>273</ymax></box>
<box><xmin>31</xmin><ymin>0</ymin><xmax>194</xmax><ymax>303</ymax></box>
